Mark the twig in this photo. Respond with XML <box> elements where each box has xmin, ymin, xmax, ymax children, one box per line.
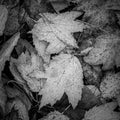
<box><xmin>62</xmin><ymin>104</ymin><xmax>71</xmax><ymax>114</ymax></box>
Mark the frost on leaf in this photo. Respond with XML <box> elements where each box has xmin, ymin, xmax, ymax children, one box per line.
<box><xmin>82</xmin><ymin>102</ymin><xmax>120</xmax><ymax>120</ymax></box>
<box><xmin>83</xmin><ymin>34</ymin><xmax>120</xmax><ymax>70</ymax></box>
<box><xmin>16</xmin><ymin>51</ymin><xmax>46</xmax><ymax>92</ymax></box>
<box><xmin>31</xmin><ymin>11</ymin><xmax>88</xmax><ymax>55</ymax></box>
<box><xmin>39</xmin><ymin>53</ymin><xmax>84</xmax><ymax>109</ymax></box>
<box><xmin>100</xmin><ymin>72</ymin><xmax>120</xmax><ymax>99</ymax></box>
<box><xmin>39</xmin><ymin>110</ymin><xmax>70</xmax><ymax>120</ymax></box>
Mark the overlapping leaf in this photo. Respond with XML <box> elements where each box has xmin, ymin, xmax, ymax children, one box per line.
<box><xmin>6</xmin><ymin>98</ymin><xmax>29</xmax><ymax>120</ymax></box>
<box><xmin>0</xmin><ymin>32</ymin><xmax>20</xmax><ymax>113</ymax></box>
<box><xmin>31</xmin><ymin>11</ymin><xmax>88</xmax><ymax>55</ymax></box>
<box><xmin>82</xmin><ymin>102</ymin><xmax>120</xmax><ymax>120</ymax></box>
<box><xmin>84</xmin><ymin>34</ymin><xmax>120</xmax><ymax>70</ymax></box>
<box><xmin>0</xmin><ymin>5</ymin><xmax>8</xmax><ymax>36</ymax></box>
<box><xmin>39</xmin><ymin>53</ymin><xmax>84</xmax><ymax>109</ymax></box>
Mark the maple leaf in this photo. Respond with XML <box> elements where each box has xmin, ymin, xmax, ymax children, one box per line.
<box><xmin>31</xmin><ymin>11</ymin><xmax>88</xmax><ymax>55</ymax></box>
<box><xmin>39</xmin><ymin>53</ymin><xmax>84</xmax><ymax>109</ymax></box>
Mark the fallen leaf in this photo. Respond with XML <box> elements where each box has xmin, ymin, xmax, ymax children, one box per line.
<box><xmin>4</xmin><ymin>7</ymin><xmax>20</xmax><ymax>35</ymax></box>
<box><xmin>0</xmin><ymin>32</ymin><xmax>20</xmax><ymax>113</ymax></box>
<box><xmin>100</xmin><ymin>72</ymin><xmax>120</xmax><ymax>99</ymax></box>
<box><xmin>6</xmin><ymin>86</ymin><xmax>31</xmax><ymax>110</ymax></box>
<box><xmin>31</xmin><ymin>11</ymin><xmax>88</xmax><ymax>55</ymax></box>
<box><xmin>82</xmin><ymin>102</ymin><xmax>120</xmax><ymax>120</ymax></box>
<box><xmin>6</xmin><ymin>98</ymin><xmax>29</xmax><ymax>120</ymax></box>
<box><xmin>39</xmin><ymin>110</ymin><xmax>70</xmax><ymax>120</ymax></box>
<box><xmin>39</xmin><ymin>53</ymin><xmax>84</xmax><ymax>109</ymax></box>
<box><xmin>83</xmin><ymin>34</ymin><xmax>120</xmax><ymax>70</ymax></box>
<box><xmin>0</xmin><ymin>32</ymin><xmax>20</xmax><ymax>72</ymax></box>
<box><xmin>0</xmin><ymin>81</ymin><xmax>7</xmax><ymax>114</ymax></box>
<box><xmin>0</xmin><ymin>5</ymin><xmax>8</xmax><ymax>36</ymax></box>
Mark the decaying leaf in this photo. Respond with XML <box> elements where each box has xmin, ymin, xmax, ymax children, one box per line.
<box><xmin>39</xmin><ymin>53</ymin><xmax>83</xmax><ymax>109</ymax></box>
<box><xmin>0</xmin><ymin>32</ymin><xmax>20</xmax><ymax>72</ymax></box>
<box><xmin>84</xmin><ymin>34</ymin><xmax>120</xmax><ymax>70</ymax></box>
<box><xmin>100</xmin><ymin>72</ymin><xmax>120</xmax><ymax>99</ymax></box>
<box><xmin>15</xmin><ymin>52</ymin><xmax>83</xmax><ymax>109</ymax></box>
<box><xmin>82</xmin><ymin>102</ymin><xmax>120</xmax><ymax>120</ymax></box>
<box><xmin>105</xmin><ymin>0</ymin><xmax>120</xmax><ymax>10</ymax></box>
<box><xmin>6</xmin><ymin>86</ymin><xmax>31</xmax><ymax>110</ymax></box>
<box><xmin>9</xmin><ymin>58</ymin><xmax>32</xmax><ymax>96</ymax></box>
<box><xmin>39</xmin><ymin>110</ymin><xmax>70</xmax><ymax>120</ymax></box>
<box><xmin>86</xmin><ymin>85</ymin><xmax>100</xmax><ymax>97</ymax></box>
<box><xmin>81</xmin><ymin>60</ymin><xmax>101</xmax><ymax>86</ymax></box>
<box><xmin>79</xmin><ymin>86</ymin><xmax>100</xmax><ymax>110</ymax></box>
<box><xmin>76</xmin><ymin>0</ymin><xmax>118</xmax><ymax>29</ymax></box>
<box><xmin>4</xmin><ymin>7</ymin><xmax>20</xmax><ymax>35</ymax></box>
<box><xmin>0</xmin><ymin>82</ymin><xmax>7</xmax><ymax>114</ymax></box>
<box><xmin>0</xmin><ymin>32</ymin><xmax>20</xmax><ymax>113</ymax></box>
<box><xmin>31</xmin><ymin>11</ymin><xmax>88</xmax><ymax>56</ymax></box>
<box><xmin>15</xmin><ymin>51</ymin><xmax>46</xmax><ymax>92</ymax></box>
<box><xmin>10</xmin><ymin>58</ymin><xmax>26</xmax><ymax>85</ymax></box>
<box><xmin>83</xmin><ymin>8</ymin><xmax>112</xmax><ymax>28</ymax></box>
<box><xmin>0</xmin><ymin>5</ymin><xmax>8</xmax><ymax>36</ymax></box>
<box><xmin>0</xmin><ymin>32</ymin><xmax>20</xmax><ymax>80</ymax></box>
<box><xmin>116</xmin><ymin>95</ymin><xmax>120</xmax><ymax>107</ymax></box>
<box><xmin>24</xmin><ymin>0</ymin><xmax>55</xmax><ymax>19</ymax></box>
<box><xmin>6</xmin><ymin>98</ymin><xmax>29</xmax><ymax>120</ymax></box>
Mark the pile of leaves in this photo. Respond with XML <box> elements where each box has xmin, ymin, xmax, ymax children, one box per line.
<box><xmin>0</xmin><ymin>0</ymin><xmax>120</xmax><ymax>120</ymax></box>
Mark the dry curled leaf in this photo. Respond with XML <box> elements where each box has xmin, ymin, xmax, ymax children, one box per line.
<box><xmin>0</xmin><ymin>33</ymin><xmax>19</xmax><ymax>113</ymax></box>
<box><xmin>6</xmin><ymin>98</ymin><xmax>29</xmax><ymax>120</ymax></box>
<box><xmin>6</xmin><ymin>86</ymin><xmax>31</xmax><ymax>110</ymax></box>
<box><xmin>15</xmin><ymin>51</ymin><xmax>45</xmax><ymax>92</ymax></box>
